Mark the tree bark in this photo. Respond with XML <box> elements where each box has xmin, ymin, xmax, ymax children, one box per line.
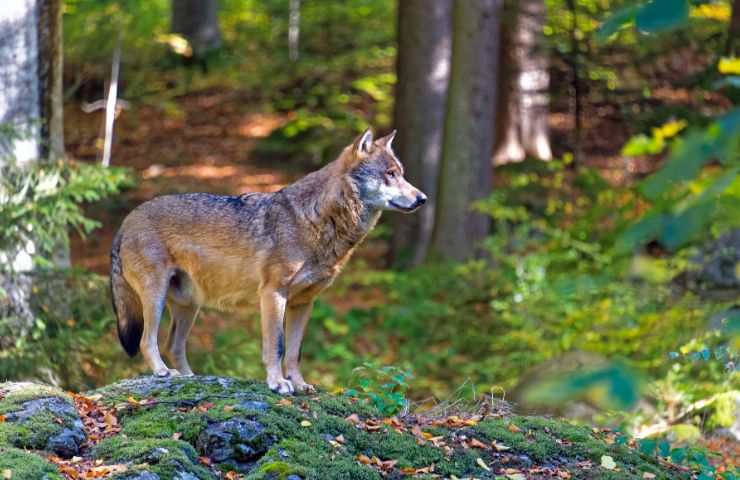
<box><xmin>390</xmin><ymin>0</ymin><xmax>453</xmax><ymax>268</ymax></box>
<box><xmin>430</xmin><ymin>0</ymin><xmax>503</xmax><ymax>261</ymax></box>
<box><xmin>0</xmin><ymin>0</ymin><xmax>64</xmax><ymax>165</ymax></box>
<box><xmin>493</xmin><ymin>0</ymin><xmax>551</xmax><ymax>164</ymax></box>
<box><xmin>171</xmin><ymin>0</ymin><xmax>222</xmax><ymax>57</ymax></box>
<box><xmin>725</xmin><ymin>0</ymin><xmax>740</xmax><ymax>56</ymax></box>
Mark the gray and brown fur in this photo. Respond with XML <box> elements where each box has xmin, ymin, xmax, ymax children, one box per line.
<box><xmin>110</xmin><ymin>129</ymin><xmax>425</xmax><ymax>394</ymax></box>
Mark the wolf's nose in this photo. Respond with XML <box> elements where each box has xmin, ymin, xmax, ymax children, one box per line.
<box><xmin>416</xmin><ymin>193</ymin><xmax>427</xmax><ymax>205</ymax></box>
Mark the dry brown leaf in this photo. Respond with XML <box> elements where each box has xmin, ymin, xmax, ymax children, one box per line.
<box><xmin>277</xmin><ymin>398</ymin><xmax>293</xmax><ymax>407</ymax></box>
<box><xmin>468</xmin><ymin>438</ymin><xmax>489</xmax><ymax>449</ymax></box>
<box><xmin>356</xmin><ymin>454</ymin><xmax>372</xmax><ymax>465</ymax></box>
<box><xmin>345</xmin><ymin>413</ymin><xmax>361</xmax><ymax>424</ymax></box>
<box><xmin>507</xmin><ymin>423</ymin><xmax>521</xmax><ymax>433</ymax></box>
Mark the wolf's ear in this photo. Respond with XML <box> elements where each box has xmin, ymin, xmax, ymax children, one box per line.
<box><xmin>353</xmin><ymin>128</ymin><xmax>374</xmax><ymax>156</ymax></box>
<box><xmin>376</xmin><ymin>129</ymin><xmax>396</xmax><ymax>150</ymax></box>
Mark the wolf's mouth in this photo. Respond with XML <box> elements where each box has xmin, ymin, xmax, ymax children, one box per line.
<box><xmin>389</xmin><ymin>200</ymin><xmax>420</xmax><ymax>212</ymax></box>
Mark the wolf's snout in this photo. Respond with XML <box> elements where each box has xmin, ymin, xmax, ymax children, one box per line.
<box><xmin>415</xmin><ymin>193</ymin><xmax>427</xmax><ymax>206</ymax></box>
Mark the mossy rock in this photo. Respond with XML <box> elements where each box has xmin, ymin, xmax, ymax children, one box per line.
<box><xmin>0</xmin><ymin>382</ymin><xmax>86</xmax><ymax>458</ymax></box>
<box><xmin>0</xmin><ymin>376</ymin><xmax>688</xmax><ymax>479</ymax></box>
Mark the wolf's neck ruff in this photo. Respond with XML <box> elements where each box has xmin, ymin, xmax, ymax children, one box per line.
<box><xmin>282</xmin><ymin>154</ymin><xmax>380</xmax><ymax>268</ymax></box>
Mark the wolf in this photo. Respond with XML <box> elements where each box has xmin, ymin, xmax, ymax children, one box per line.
<box><xmin>110</xmin><ymin>129</ymin><xmax>425</xmax><ymax>394</ymax></box>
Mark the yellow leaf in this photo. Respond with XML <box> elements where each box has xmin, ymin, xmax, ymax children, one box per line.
<box><xmin>2</xmin><ymin>469</ymin><xmax>11</xmax><ymax>479</ymax></box>
<box><xmin>719</xmin><ymin>57</ymin><xmax>740</xmax><ymax>75</ymax></box>
<box><xmin>476</xmin><ymin>457</ymin><xmax>491</xmax><ymax>472</ymax></box>
<box><xmin>601</xmin><ymin>455</ymin><xmax>617</xmax><ymax>470</ymax></box>
<box><xmin>652</xmin><ymin>119</ymin><xmax>687</xmax><ymax>140</ymax></box>
<box><xmin>300</xmin><ymin>420</ymin><xmax>312</xmax><ymax>427</ymax></box>
<box><xmin>643</xmin><ymin>473</ymin><xmax>656</xmax><ymax>479</ymax></box>
<box><xmin>691</xmin><ymin>4</ymin><xmax>731</xmax><ymax>22</ymax></box>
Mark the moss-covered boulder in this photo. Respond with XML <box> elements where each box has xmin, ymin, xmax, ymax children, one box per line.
<box><xmin>0</xmin><ymin>376</ymin><xmax>687</xmax><ymax>479</ymax></box>
<box><xmin>0</xmin><ymin>382</ymin><xmax>86</xmax><ymax>458</ymax></box>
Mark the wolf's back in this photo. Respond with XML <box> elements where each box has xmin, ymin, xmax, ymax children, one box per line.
<box><xmin>110</xmin><ymin>230</ymin><xmax>143</xmax><ymax>356</ymax></box>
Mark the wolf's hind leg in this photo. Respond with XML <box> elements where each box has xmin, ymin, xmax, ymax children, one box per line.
<box><xmin>284</xmin><ymin>301</ymin><xmax>315</xmax><ymax>394</ymax></box>
<box><xmin>139</xmin><ymin>276</ymin><xmax>179</xmax><ymax>377</ymax></box>
<box><xmin>165</xmin><ymin>302</ymin><xmax>199</xmax><ymax>376</ymax></box>
<box><xmin>260</xmin><ymin>288</ymin><xmax>294</xmax><ymax>394</ymax></box>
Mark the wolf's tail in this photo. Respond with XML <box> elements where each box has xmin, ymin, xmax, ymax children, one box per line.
<box><xmin>110</xmin><ymin>230</ymin><xmax>143</xmax><ymax>357</ymax></box>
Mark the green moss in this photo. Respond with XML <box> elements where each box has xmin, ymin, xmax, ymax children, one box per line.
<box><xmin>0</xmin><ymin>384</ymin><xmax>78</xmax><ymax>451</ymax></box>
<box><xmin>248</xmin><ymin>439</ymin><xmax>380</xmax><ymax>480</ymax></box>
<box><xmin>0</xmin><ymin>384</ymin><xmax>68</xmax><ymax>410</ymax></box>
<box><xmin>95</xmin><ymin>436</ymin><xmax>213</xmax><ymax>480</ymax></box>
<box><xmin>0</xmin><ymin>410</ymin><xmax>67</xmax><ymax>450</ymax></box>
<box><xmin>474</xmin><ymin>416</ymin><xmax>683</xmax><ymax>480</ymax></box>
<box><xmin>0</xmin><ymin>447</ymin><xmax>64</xmax><ymax>480</ymax></box>
<box><xmin>120</xmin><ymin>405</ymin><xmax>208</xmax><ymax>443</ymax></box>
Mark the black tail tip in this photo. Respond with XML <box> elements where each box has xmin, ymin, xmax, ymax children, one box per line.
<box><xmin>117</xmin><ymin>316</ymin><xmax>143</xmax><ymax>357</ymax></box>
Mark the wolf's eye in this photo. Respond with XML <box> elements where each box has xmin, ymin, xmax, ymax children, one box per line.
<box><xmin>386</xmin><ymin>169</ymin><xmax>397</xmax><ymax>178</ymax></box>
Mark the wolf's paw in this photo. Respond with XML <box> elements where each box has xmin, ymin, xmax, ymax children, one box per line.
<box><xmin>154</xmin><ymin>368</ymin><xmax>181</xmax><ymax>377</ymax></box>
<box><xmin>293</xmin><ymin>382</ymin><xmax>316</xmax><ymax>394</ymax></box>
<box><xmin>267</xmin><ymin>377</ymin><xmax>294</xmax><ymax>395</ymax></box>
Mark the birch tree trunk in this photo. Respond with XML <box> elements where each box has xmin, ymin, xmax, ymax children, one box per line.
<box><xmin>0</xmin><ymin>0</ymin><xmax>65</xmax><ymax>348</ymax></box>
<box><xmin>430</xmin><ymin>0</ymin><xmax>503</xmax><ymax>261</ymax></box>
<box><xmin>0</xmin><ymin>0</ymin><xmax>63</xmax><ymax>165</ymax></box>
<box><xmin>390</xmin><ymin>0</ymin><xmax>453</xmax><ymax>268</ymax></box>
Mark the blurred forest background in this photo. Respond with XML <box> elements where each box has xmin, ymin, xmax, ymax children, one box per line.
<box><xmin>1</xmin><ymin>0</ymin><xmax>739</xmax><ymax>475</ymax></box>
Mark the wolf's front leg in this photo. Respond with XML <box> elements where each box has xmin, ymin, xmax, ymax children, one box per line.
<box><xmin>260</xmin><ymin>288</ymin><xmax>294</xmax><ymax>394</ymax></box>
<box><xmin>285</xmin><ymin>301</ymin><xmax>315</xmax><ymax>394</ymax></box>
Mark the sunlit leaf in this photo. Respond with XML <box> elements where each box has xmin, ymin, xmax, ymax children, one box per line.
<box><xmin>719</xmin><ymin>57</ymin><xmax>740</xmax><ymax>75</ymax></box>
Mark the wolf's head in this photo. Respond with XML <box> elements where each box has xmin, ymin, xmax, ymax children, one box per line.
<box><xmin>344</xmin><ymin>129</ymin><xmax>427</xmax><ymax>213</ymax></box>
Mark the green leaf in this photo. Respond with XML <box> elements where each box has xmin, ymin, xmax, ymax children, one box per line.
<box><xmin>638</xmin><ymin>438</ymin><xmax>657</xmax><ymax>455</ymax></box>
<box><xmin>636</xmin><ymin>0</ymin><xmax>689</xmax><ymax>34</ymax></box>
<box><xmin>597</xmin><ymin>4</ymin><xmax>640</xmax><ymax>41</ymax></box>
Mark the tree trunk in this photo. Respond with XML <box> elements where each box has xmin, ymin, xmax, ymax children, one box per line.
<box><xmin>725</xmin><ymin>0</ymin><xmax>740</xmax><ymax>56</ymax></box>
<box><xmin>171</xmin><ymin>0</ymin><xmax>222</xmax><ymax>57</ymax></box>
<box><xmin>430</xmin><ymin>0</ymin><xmax>503</xmax><ymax>261</ymax></box>
<box><xmin>493</xmin><ymin>0</ymin><xmax>551</xmax><ymax>164</ymax></box>
<box><xmin>390</xmin><ymin>0</ymin><xmax>453</xmax><ymax>268</ymax></box>
<box><xmin>0</xmin><ymin>0</ymin><xmax>64</xmax><ymax>165</ymax></box>
<box><xmin>0</xmin><ymin>0</ymin><xmax>65</xmax><ymax>352</ymax></box>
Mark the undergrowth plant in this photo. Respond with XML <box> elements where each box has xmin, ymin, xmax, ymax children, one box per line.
<box><xmin>345</xmin><ymin>362</ymin><xmax>413</xmax><ymax>416</ymax></box>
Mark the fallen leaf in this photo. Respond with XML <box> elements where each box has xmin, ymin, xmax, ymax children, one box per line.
<box><xmin>492</xmin><ymin>440</ymin><xmax>511</xmax><ymax>451</ymax></box>
<box><xmin>2</xmin><ymin>469</ymin><xmax>11</xmax><ymax>479</ymax></box>
<box><xmin>642</xmin><ymin>473</ymin><xmax>656</xmax><ymax>479</ymax></box>
<box><xmin>225</xmin><ymin>471</ymin><xmax>239</xmax><ymax>480</ymax></box>
<box><xmin>300</xmin><ymin>420</ymin><xmax>312</xmax><ymax>427</ymax></box>
<box><xmin>223</xmin><ymin>405</ymin><xmax>235</xmax><ymax>412</ymax></box>
<box><xmin>335</xmin><ymin>434</ymin><xmax>345</xmax><ymax>444</ymax></box>
<box><xmin>507</xmin><ymin>423</ymin><xmax>521</xmax><ymax>433</ymax></box>
<box><xmin>172</xmin><ymin>432</ymin><xmax>182</xmax><ymax>440</ymax></box>
<box><xmin>345</xmin><ymin>413</ymin><xmax>361</xmax><ymax>424</ymax></box>
<box><xmin>277</xmin><ymin>398</ymin><xmax>293</xmax><ymax>407</ymax></box>
<box><xmin>468</xmin><ymin>438</ymin><xmax>489</xmax><ymax>449</ymax></box>
<box><xmin>601</xmin><ymin>455</ymin><xmax>616</xmax><ymax>470</ymax></box>
<box><xmin>356</xmin><ymin>454</ymin><xmax>371</xmax><ymax>465</ymax></box>
<box><xmin>199</xmin><ymin>456</ymin><xmax>212</xmax><ymax>466</ymax></box>
<box><xmin>476</xmin><ymin>457</ymin><xmax>491</xmax><ymax>472</ymax></box>
<box><xmin>0</xmin><ymin>415</ymin><xmax>5</xmax><ymax>423</ymax></box>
